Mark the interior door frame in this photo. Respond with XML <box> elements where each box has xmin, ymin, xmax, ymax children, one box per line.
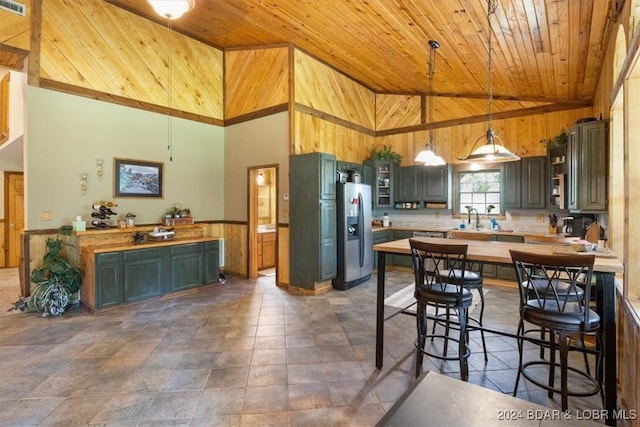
<box><xmin>247</xmin><ymin>164</ymin><xmax>278</xmax><ymax>279</ymax></box>
<box><xmin>4</xmin><ymin>171</ymin><xmax>24</xmax><ymax>268</ymax></box>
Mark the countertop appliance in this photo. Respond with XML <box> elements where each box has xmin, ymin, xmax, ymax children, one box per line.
<box><xmin>333</xmin><ymin>182</ymin><xmax>372</xmax><ymax>290</ymax></box>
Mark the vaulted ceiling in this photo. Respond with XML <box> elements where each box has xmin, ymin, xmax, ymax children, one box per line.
<box><xmin>110</xmin><ymin>0</ymin><xmax>615</xmax><ymax>120</ymax></box>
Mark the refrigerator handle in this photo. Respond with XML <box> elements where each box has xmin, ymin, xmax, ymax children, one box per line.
<box><xmin>358</xmin><ymin>192</ymin><xmax>364</xmax><ymax>267</ymax></box>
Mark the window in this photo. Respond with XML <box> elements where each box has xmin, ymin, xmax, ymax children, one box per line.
<box><xmin>458</xmin><ymin>170</ymin><xmax>501</xmax><ymax>214</ymax></box>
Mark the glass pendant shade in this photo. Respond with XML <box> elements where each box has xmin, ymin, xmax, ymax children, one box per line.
<box><xmin>415</xmin><ymin>142</ymin><xmax>445</xmax><ymax>166</ymax></box>
<box><xmin>460</xmin><ymin>129</ymin><xmax>520</xmax><ymax>163</ymax></box>
<box><xmin>148</xmin><ymin>0</ymin><xmax>195</xmax><ymax>19</ymax></box>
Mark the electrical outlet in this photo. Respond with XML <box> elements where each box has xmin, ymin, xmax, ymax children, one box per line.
<box><xmin>40</xmin><ymin>210</ymin><xmax>53</xmax><ymax>221</ymax></box>
<box><xmin>535</xmin><ymin>213</ymin><xmax>545</xmax><ymax>222</ymax></box>
<box><xmin>283</xmin><ymin>193</ymin><xmax>289</xmax><ymax>201</ymax></box>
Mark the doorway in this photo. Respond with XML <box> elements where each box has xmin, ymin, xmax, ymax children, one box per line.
<box><xmin>248</xmin><ymin>165</ymin><xmax>278</xmax><ymax>279</ymax></box>
<box><xmin>4</xmin><ymin>171</ymin><xmax>24</xmax><ymax>268</ymax></box>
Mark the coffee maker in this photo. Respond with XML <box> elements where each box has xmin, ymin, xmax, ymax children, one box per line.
<box><xmin>561</xmin><ymin>215</ymin><xmax>595</xmax><ymax>238</ymax></box>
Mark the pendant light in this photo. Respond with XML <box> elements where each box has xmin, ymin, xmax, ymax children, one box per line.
<box><xmin>147</xmin><ymin>1</ymin><xmax>195</xmax><ymax>161</ymax></box>
<box><xmin>148</xmin><ymin>0</ymin><xmax>195</xmax><ymax>20</ymax></box>
<box><xmin>459</xmin><ymin>0</ymin><xmax>519</xmax><ymax>164</ymax></box>
<box><xmin>415</xmin><ymin>40</ymin><xmax>446</xmax><ymax>166</ymax></box>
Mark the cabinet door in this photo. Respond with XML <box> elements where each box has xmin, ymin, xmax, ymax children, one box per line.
<box><xmin>501</xmin><ymin>161</ymin><xmax>522</xmax><ymax>209</ymax></box>
<box><xmin>204</xmin><ymin>241</ymin><xmax>220</xmax><ymax>284</ymax></box>
<box><xmin>366</xmin><ymin>160</ymin><xmax>394</xmax><ymax>209</ymax></box>
<box><xmin>578</xmin><ymin>121</ymin><xmax>608</xmax><ymax>211</ymax></box>
<box><xmin>521</xmin><ymin>156</ymin><xmax>546</xmax><ymax>209</ymax></box>
<box><xmin>123</xmin><ymin>247</ymin><xmax>170</xmax><ymax>303</ymax></box>
<box><xmin>171</xmin><ymin>243</ymin><xmax>204</xmax><ymax>292</ymax></box>
<box><xmin>372</xmin><ymin>229</ymin><xmax>392</xmax><ymax>270</ymax></box>
<box><xmin>320</xmin><ymin>154</ymin><xmax>336</xmax><ymax>200</ymax></box>
<box><xmin>396</xmin><ymin>166</ymin><xmax>422</xmax><ymax>202</ymax></box>
<box><xmin>261</xmin><ymin>232</ymin><xmax>276</xmax><ymax>269</ymax></box>
<box><xmin>423</xmin><ymin>165</ymin><xmax>449</xmax><ymax>203</ymax></box>
<box><xmin>320</xmin><ymin>200</ymin><xmax>337</xmax><ymax>280</ymax></box>
<box><xmin>392</xmin><ymin>230</ymin><xmax>414</xmax><ymax>267</ymax></box>
<box><xmin>96</xmin><ymin>252</ymin><xmax>122</xmax><ymax>309</ymax></box>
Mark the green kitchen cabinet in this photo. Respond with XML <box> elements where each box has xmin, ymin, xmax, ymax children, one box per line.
<box><xmin>392</xmin><ymin>230</ymin><xmax>414</xmax><ymax>267</ymax></box>
<box><xmin>423</xmin><ymin>165</ymin><xmax>450</xmax><ymax>204</ymax></box>
<box><xmin>204</xmin><ymin>240</ymin><xmax>220</xmax><ymax>284</ymax></box>
<box><xmin>171</xmin><ymin>243</ymin><xmax>204</xmax><ymax>292</ymax></box>
<box><xmin>123</xmin><ymin>246</ymin><xmax>170</xmax><ymax>303</ymax></box>
<box><xmin>372</xmin><ymin>229</ymin><xmax>392</xmax><ymax>269</ymax></box>
<box><xmin>290</xmin><ymin>152</ymin><xmax>338</xmax><ymax>289</ymax></box>
<box><xmin>95</xmin><ymin>252</ymin><xmax>123</xmax><ymax>309</ymax></box>
<box><xmin>395</xmin><ymin>166</ymin><xmax>422</xmax><ymax>202</ymax></box>
<box><xmin>502</xmin><ymin>156</ymin><xmax>546</xmax><ymax>209</ymax></box>
<box><xmin>567</xmin><ymin>120</ymin><xmax>608</xmax><ymax>212</ymax></box>
<box><xmin>364</xmin><ymin>159</ymin><xmax>395</xmax><ymax>209</ymax></box>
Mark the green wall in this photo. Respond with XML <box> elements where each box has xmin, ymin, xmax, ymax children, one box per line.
<box><xmin>25</xmin><ymin>87</ymin><xmax>224</xmax><ymax>229</ymax></box>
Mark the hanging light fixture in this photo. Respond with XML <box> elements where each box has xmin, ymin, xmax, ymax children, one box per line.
<box><xmin>415</xmin><ymin>40</ymin><xmax>446</xmax><ymax>166</ymax></box>
<box><xmin>147</xmin><ymin>1</ymin><xmax>195</xmax><ymax>161</ymax></box>
<box><xmin>459</xmin><ymin>0</ymin><xmax>519</xmax><ymax>164</ymax></box>
<box><xmin>148</xmin><ymin>0</ymin><xmax>195</xmax><ymax>20</ymax></box>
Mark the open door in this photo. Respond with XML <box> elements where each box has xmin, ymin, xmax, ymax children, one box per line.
<box><xmin>248</xmin><ymin>166</ymin><xmax>278</xmax><ymax>279</ymax></box>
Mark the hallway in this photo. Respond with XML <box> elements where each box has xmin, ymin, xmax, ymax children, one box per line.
<box><xmin>0</xmin><ymin>268</ymin><xmax>603</xmax><ymax>425</ymax></box>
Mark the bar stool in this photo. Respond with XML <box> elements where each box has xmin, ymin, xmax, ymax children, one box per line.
<box><xmin>441</xmin><ymin>230</ymin><xmax>490</xmax><ymax>361</ymax></box>
<box><xmin>409</xmin><ymin>239</ymin><xmax>473</xmax><ymax>380</ymax></box>
<box><xmin>509</xmin><ymin>250</ymin><xmax>603</xmax><ymax>410</ymax></box>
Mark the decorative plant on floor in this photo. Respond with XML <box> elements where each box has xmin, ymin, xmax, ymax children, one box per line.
<box><xmin>9</xmin><ymin>225</ymin><xmax>84</xmax><ymax>317</ymax></box>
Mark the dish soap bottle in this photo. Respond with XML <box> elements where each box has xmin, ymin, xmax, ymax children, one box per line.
<box><xmin>383</xmin><ymin>213</ymin><xmax>389</xmax><ymax>228</ymax></box>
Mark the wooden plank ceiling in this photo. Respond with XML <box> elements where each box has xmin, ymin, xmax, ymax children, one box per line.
<box><xmin>108</xmin><ymin>0</ymin><xmax>613</xmax><ymax>124</ymax></box>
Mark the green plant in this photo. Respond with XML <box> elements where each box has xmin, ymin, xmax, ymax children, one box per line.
<box><xmin>10</xmin><ymin>225</ymin><xmax>84</xmax><ymax>317</ymax></box>
<box><xmin>542</xmin><ymin>129</ymin><xmax>568</xmax><ymax>150</ymax></box>
<box><xmin>368</xmin><ymin>145</ymin><xmax>402</xmax><ymax>163</ymax></box>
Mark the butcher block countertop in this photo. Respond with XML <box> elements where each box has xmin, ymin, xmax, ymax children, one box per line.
<box><xmin>81</xmin><ymin>236</ymin><xmax>220</xmax><ymax>254</ymax></box>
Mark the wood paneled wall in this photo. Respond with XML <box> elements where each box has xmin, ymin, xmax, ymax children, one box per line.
<box><xmin>376</xmin><ymin>94</ymin><xmax>422</xmax><ymax>131</ymax></box>
<box><xmin>294</xmin><ymin>49</ymin><xmax>375</xmax><ymax>130</ymax></box>
<box><xmin>222</xmin><ymin>223</ymin><xmax>247</xmax><ymax>277</ymax></box>
<box><xmin>225</xmin><ymin>46</ymin><xmax>289</xmax><ymax>119</ymax></box>
<box><xmin>39</xmin><ymin>0</ymin><xmax>223</xmax><ymax>120</ymax></box>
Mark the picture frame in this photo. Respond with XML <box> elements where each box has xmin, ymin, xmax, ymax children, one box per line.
<box><xmin>114</xmin><ymin>158</ymin><xmax>163</xmax><ymax>198</ymax></box>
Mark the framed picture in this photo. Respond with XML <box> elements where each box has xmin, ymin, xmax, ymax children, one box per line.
<box><xmin>114</xmin><ymin>158</ymin><xmax>163</xmax><ymax>198</ymax></box>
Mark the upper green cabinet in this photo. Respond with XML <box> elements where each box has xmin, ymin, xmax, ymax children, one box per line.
<box><xmin>290</xmin><ymin>152</ymin><xmax>337</xmax><ymax>290</ymax></box>
<box><xmin>364</xmin><ymin>160</ymin><xmax>395</xmax><ymax>209</ymax></box>
<box><xmin>567</xmin><ymin>120</ymin><xmax>608</xmax><ymax>212</ymax></box>
<box><xmin>394</xmin><ymin>164</ymin><xmax>450</xmax><ymax>207</ymax></box>
<box><xmin>502</xmin><ymin>156</ymin><xmax>546</xmax><ymax>209</ymax></box>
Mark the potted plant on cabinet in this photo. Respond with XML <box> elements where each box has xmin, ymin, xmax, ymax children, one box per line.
<box><xmin>10</xmin><ymin>225</ymin><xmax>84</xmax><ymax>317</ymax></box>
<box><xmin>368</xmin><ymin>144</ymin><xmax>402</xmax><ymax>163</ymax></box>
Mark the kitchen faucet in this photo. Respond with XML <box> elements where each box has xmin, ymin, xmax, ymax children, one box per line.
<box><xmin>467</xmin><ymin>207</ymin><xmax>480</xmax><ymax>230</ymax></box>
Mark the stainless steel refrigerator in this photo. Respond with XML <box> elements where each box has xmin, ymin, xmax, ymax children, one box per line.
<box><xmin>333</xmin><ymin>182</ymin><xmax>373</xmax><ymax>290</ymax></box>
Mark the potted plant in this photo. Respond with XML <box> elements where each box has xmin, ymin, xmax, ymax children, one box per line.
<box><xmin>542</xmin><ymin>129</ymin><xmax>568</xmax><ymax>151</ymax></box>
<box><xmin>368</xmin><ymin>144</ymin><xmax>402</xmax><ymax>163</ymax></box>
<box><xmin>10</xmin><ymin>225</ymin><xmax>84</xmax><ymax>317</ymax></box>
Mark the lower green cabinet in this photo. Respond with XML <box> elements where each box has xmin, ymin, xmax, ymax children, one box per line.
<box><xmin>392</xmin><ymin>230</ymin><xmax>414</xmax><ymax>267</ymax></box>
<box><xmin>96</xmin><ymin>252</ymin><xmax>122</xmax><ymax>309</ymax></box>
<box><xmin>372</xmin><ymin>229</ymin><xmax>392</xmax><ymax>269</ymax></box>
<box><xmin>91</xmin><ymin>240</ymin><xmax>220</xmax><ymax>310</ymax></box>
<box><xmin>204</xmin><ymin>241</ymin><xmax>220</xmax><ymax>284</ymax></box>
<box><xmin>171</xmin><ymin>243</ymin><xmax>204</xmax><ymax>292</ymax></box>
<box><xmin>123</xmin><ymin>247</ymin><xmax>170</xmax><ymax>303</ymax></box>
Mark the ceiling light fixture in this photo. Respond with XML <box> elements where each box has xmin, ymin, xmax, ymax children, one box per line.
<box><xmin>415</xmin><ymin>39</ymin><xmax>445</xmax><ymax>167</ymax></box>
<box><xmin>148</xmin><ymin>0</ymin><xmax>195</xmax><ymax>20</ymax></box>
<box><xmin>459</xmin><ymin>0</ymin><xmax>519</xmax><ymax>164</ymax></box>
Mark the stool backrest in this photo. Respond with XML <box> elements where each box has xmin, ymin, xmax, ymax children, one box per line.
<box><xmin>509</xmin><ymin>249</ymin><xmax>595</xmax><ymax>324</ymax></box>
<box><xmin>410</xmin><ymin>239</ymin><xmax>468</xmax><ymax>296</ymax></box>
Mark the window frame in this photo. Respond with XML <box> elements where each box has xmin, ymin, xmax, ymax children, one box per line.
<box><xmin>453</xmin><ymin>163</ymin><xmax>504</xmax><ymax>218</ymax></box>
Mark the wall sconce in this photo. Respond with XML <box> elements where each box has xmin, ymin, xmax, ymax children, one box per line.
<box><xmin>256</xmin><ymin>173</ymin><xmax>266</xmax><ymax>186</ymax></box>
<box><xmin>96</xmin><ymin>159</ymin><xmax>104</xmax><ymax>178</ymax></box>
<box><xmin>80</xmin><ymin>173</ymin><xmax>88</xmax><ymax>193</ymax></box>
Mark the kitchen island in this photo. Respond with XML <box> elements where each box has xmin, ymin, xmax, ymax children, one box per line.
<box><xmin>374</xmin><ymin>236</ymin><xmax>623</xmax><ymax>426</ymax></box>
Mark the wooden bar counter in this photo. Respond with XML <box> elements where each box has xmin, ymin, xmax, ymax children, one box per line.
<box><xmin>79</xmin><ymin>234</ymin><xmax>221</xmax><ymax>313</ymax></box>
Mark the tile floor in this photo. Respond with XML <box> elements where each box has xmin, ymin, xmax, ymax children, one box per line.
<box><xmin>0</xmin><ymin>267</ymin><xmax>604</xmax><ymax>426</ymax></box>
